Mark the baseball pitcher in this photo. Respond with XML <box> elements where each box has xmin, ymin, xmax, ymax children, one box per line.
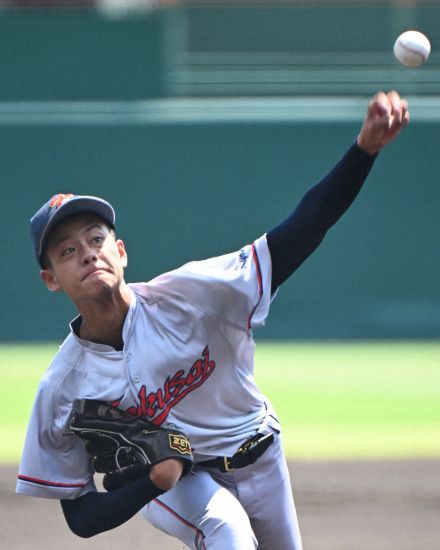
<box><xmin>16</xmin><ymin>92</ymin><xmax>409</xmax><ymax>549</ymax></box>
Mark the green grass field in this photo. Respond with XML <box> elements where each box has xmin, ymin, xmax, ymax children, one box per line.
<box><xmin>1</xmin><ymin>341</ymin><xmax>440</xmax><ymax>463</ymax></box>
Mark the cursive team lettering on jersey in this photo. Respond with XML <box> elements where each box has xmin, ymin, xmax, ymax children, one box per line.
<box><xmin>118</xmin><ymin>346</ymin><xmax>216</xmax><ymax>426</ymax></box>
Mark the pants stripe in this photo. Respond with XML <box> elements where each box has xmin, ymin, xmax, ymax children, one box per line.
<box><xmin>153</xmin><ymin>497</ymin><xmax>207</xmax><ymax>550</ymax></box>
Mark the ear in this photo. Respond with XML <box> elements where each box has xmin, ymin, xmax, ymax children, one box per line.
<box><xmin>40</xmin><ymin>269</ymin><xmax>62</xmax><ymax>292</ymax></box>
<box><xmin>116</xmin><ymin>239</ymin><xmax>128</xmax><ymax>268</ymax></box>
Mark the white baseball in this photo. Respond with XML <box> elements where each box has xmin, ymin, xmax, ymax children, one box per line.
<box><xmin>393</xmin><ymin>30</ymin><xmax>431</xmax><ymax>67</ymax></box>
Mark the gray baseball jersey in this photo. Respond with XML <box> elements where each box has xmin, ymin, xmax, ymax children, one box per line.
<box><xmin>17</xmin><ymin>237</ymin><xmax>276</xmax><ymax>498</ymax></box>
<box><xmin>17</xmin><ymin>234</ymin><xmax>302</xmax><ymax>549</ymax></box>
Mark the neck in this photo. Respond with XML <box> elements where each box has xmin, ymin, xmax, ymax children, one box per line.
<box><xmin>76</xmin><ymin>283</ymin><xmax>132</xmax><ymax>350</ymax></box>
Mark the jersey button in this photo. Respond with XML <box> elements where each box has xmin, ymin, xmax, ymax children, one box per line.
<box><xmin>133</xmin><ymin>374</ymin><xmax>140</xmax><ymax>383</ymax></box>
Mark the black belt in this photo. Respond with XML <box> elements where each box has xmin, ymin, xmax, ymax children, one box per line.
<box><xmin>197</xmin><ymin>432</ymin><xmax>274</xmax><ymax>473</ymax></box>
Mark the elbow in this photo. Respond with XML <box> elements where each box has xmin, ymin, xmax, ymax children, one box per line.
<box><xmin>72</xmin><ymin>530</ymin><xmax>93</xmax><ymax>539</ymax></box>
<box><xmin>61</xmin><ymin>499</ymin><xmax>100</xmax><ymax>539</ymax></box>
<box><xmin>65</xmin><ymin>519</ymin><xmax>97</xmax><ymax>539</ymax></box>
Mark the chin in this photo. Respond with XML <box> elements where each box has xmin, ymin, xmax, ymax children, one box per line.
<box><xmin>85</xmin><ymin>277</ymin><xmax>116</xmax><ymax>296</ymax></box>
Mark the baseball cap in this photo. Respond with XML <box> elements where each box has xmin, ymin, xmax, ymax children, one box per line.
<box><xmin>30</xmin><ymin>193</ymin><xmax>116</xmax><ymax>267</ymax></box>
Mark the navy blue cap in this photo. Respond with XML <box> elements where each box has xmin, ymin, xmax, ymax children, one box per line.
<box><xmin>30</xmin><ymin>194</ymin><xmax>116</xmax><ymax>267</ymax></box>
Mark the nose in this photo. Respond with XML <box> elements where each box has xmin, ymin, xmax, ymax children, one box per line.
<box><xmin>81</xmin><ymin>247</ymin><xmax>98</xmax><ymax>265</ymax></box>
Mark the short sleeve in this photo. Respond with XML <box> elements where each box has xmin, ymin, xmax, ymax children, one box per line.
<box><xmin>142</xmin><ymin>234</ymin><xmax>274</xmax><ymax>331</ymax></box>
<box><xmin>16</xmin><ymin>373</ymin><xmax>95</xmax><ymax>500</ymax></box>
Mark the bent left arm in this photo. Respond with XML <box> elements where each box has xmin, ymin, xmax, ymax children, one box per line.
<box><xmin>267</xmin><ymin>91</ymin><xmax>409</xmax><ymax>292</ymax></box>
<box><xmin>60</xmin><ymin>475</ymin><xmax>165</xmax><ymax>538</ymax></box>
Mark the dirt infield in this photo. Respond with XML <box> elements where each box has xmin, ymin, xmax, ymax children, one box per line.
<box><xmin>3</xmin><ymin>459</ymin><xmax>439</xmax><ymax>549</ymax></box>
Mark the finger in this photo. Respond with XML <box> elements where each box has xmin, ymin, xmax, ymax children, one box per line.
<box><xmin>387</xmin><ymin>90</ymin><xmax>403</xmax><ymax>124</ymax></box>
<box><xmin>389</xmin><ymin>92</ymin><xmax>410</xmax><ymax>127</ymax></box>
<box><xmin>401</xmin><ymin>99</ymin><xmax>410</xmax><ymax>126</ymax></box>
<box><xmin>390</xmin><ymin>96</ymin><xmax>410</xmax><ymax>133</ymax></box>
<box><xmin>386</xmin><ymin>105</ymin><xmax>410</xmax><ymax>142</ymax></box>
<box><xmin>368</xmin><ymin>91</ymin><xmax>390</xmax><ymax>118</ymax></box>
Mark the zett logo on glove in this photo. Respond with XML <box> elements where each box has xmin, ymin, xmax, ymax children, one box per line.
<box><xmin>169</xmin><ymin>434</ymin><xmax>192</xmax><ymax>455</ymax></box>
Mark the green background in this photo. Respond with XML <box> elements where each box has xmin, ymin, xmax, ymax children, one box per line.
<box><xmin>1</xmin><ymin>3</ymin><xmax>440</xmax><ymax>341</ymax></box>
<box><xmin>1</xmin><ymin>2</ymin><xmax>439</xmax><ymax>465</ymax></box>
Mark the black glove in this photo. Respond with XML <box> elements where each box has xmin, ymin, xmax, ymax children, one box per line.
<box><xmin>69</xmin><ymin>399</ymin><xmax>193</xmax><ymax>491</ymax></box>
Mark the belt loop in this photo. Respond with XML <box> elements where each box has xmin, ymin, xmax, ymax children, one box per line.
<box><xmin>223</xmin><ymin>457</ymin><xmax>233</xmax><ymax>472</ymax></box>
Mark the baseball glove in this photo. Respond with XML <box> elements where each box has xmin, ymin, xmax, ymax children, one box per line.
<box><xmin>69</xmin><ymin>399</ymin><xmax>193</xmax><ymax>491</ymax></box>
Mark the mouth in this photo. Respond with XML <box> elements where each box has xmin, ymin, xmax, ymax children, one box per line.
<box><xmin>82</xmin><ymin>268</ymin><xmax>110</xmax><ymax>281</ymax></box>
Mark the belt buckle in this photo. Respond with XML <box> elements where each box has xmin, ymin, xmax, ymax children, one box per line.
<box><xmin>223</xmin><ymin>457</ymin><xmax>233</xmax><ymax>472</ymax></box>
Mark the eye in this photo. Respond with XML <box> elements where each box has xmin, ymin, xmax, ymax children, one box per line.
<box><xmin>92</xmin><ymin>235</ymin><xmax>104</xmax><ymax>245</ymax></box>
<box><xmin>61</xmin><ymin>246</ymin><xmax>76</xmax><ymax>257</ymax></box>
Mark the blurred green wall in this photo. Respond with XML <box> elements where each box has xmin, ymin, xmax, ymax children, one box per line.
<box><xmin>1</xmin><ymin>4</ymin><xmax>439</xmax><ymax>341</ymax></box>
<box><xmin>0</xmin><ymin>9</ymin><xmax>165</xmax><ymax>100</ymax></box>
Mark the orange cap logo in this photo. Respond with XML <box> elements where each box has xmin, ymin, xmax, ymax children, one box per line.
<box><xmin>49</xmin><ymin>194</ymin><xmax>74</xmax><ymax>209</ymax></box>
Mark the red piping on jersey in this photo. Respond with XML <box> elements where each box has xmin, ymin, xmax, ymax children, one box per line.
<box><xmin>247</xmin><ymin>243</ymin><xmax>264</xmax><ymax>329</ymax></box>
<box><xmin>17</xmin><ymin>474</ymin><xmax>86</xmax><ymax>488</ymax></box>
<box><xmin>153</xmin><ymin>498</ymin><xmax>206</xmax><ymax>549</ymax></box>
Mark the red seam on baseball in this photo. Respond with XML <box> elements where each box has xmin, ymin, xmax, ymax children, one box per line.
<box><xmin>399</xmin><ymin>43</ymin><xmax>426</xmax><ymax>61</ymax></box>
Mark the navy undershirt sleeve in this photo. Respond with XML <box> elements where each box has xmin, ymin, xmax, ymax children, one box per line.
<box><xmin>266</xmin><ymin>142</ymin><xmax>377</xmax><ymax>293</ymax></box>
<box><xmin>60</xmin><ymin>475</ymin><xmax>164</xmax><ymax>538</ymax></box>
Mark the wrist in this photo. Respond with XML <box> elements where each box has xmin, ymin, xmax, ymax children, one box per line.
<box><xmin>355</xmin><ymin>136</ymin><xmax>380</xmax><ymax>157</ymax></box>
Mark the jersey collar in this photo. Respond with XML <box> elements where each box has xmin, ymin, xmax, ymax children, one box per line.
<box><xmin>69</xmin><ymin>288</ymin><xmax>137</xmax><ymax>352</ymax></box>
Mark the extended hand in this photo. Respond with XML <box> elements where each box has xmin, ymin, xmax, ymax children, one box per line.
<box><xmin>356</xmin><ymin>90</ymin><xmax>410</xmax><ymax>155</ymax></box>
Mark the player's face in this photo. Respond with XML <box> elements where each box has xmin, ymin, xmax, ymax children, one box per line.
<box><xmin>40</xmin><ymin>213</ymin><xmax>128</xmax><ymax>302</ymax></box>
